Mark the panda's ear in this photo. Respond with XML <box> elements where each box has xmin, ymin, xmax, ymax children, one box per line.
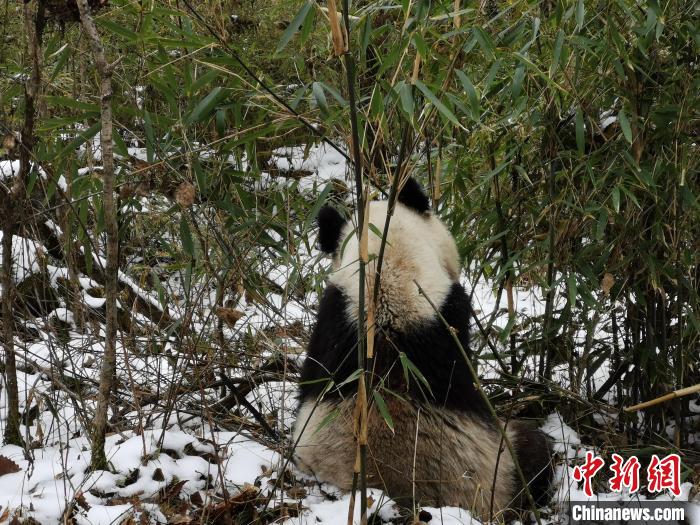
<box><xmin>398</xmin><ymin>177</ymin><xmax>430</xmax><ymax>215</ymax></box>
<box><xmin>317</xmin><ymin>205</ymin><xmax>346</xmax><ymax>254</ymax></box>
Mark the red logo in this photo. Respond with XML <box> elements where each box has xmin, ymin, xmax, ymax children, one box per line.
<box><xmin>609</xmin><ymin>453</ymin><xmax>641</xmax><ymax>493</ymax></box>
<box><xmin>573</xmin><ymin>452</ymin><xmax>682</xmax><ymax>498</ymax></box>
<box><xmin>647</xmin><ymin>454</ymin><xmax>681</xmax><ymax>497</ymax></box>
<box><xmin>573</xmin><ymin>451</ymin><xmax>605</xmax><ymax>497</ymax></box>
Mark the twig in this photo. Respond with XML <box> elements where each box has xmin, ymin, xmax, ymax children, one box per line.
<box><xmin>219</xmin><ymin>374</ymin><xmax>280</xmax><ymax>442</ymax></box>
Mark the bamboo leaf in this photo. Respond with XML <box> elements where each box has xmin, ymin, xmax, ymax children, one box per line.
<box><xmin>276</xmin><ymin>1</ymin><xmax>313</xmax><ymax>53</ymax></box>
<box><xmin>312</xmin><ymin>82</ymin><xmax>329</xmax><ymax>115</ymax></box>
<box><xmin>180</xmin><ymin>216</ymin><xmax>194</xmax><ymax>257</ymax></box>
<box><xmin>397</xmin><ymin>81</ymin><xmax>415</xmax><ymax>118</ymax></box>
<box><xmin>611</xmin><ymin>186</ymin><xmax>620</xmax><ymax>213</ymax></box>
<box><xmin>567</xmin><ymin>273</ymin><xmax>577</xmax><ymax>307</ymax></box>
<box><xmin>372</xmin><ymin>390</ymin><xmax>394</xmax><ymax>432</ymax></box>
<box><xmin>414</xmin><ymin>80</ymin><xmax>462</xmax><ymax>128</ymax></box>
<box><xmin>186</xmin><ymin>86</ymin><xmax>224</xmax><ymax>125</ymax></box>
<box><xmin>618</xmin><ymin>109</ymin><xmax>633</xmax><ymax>144</ymax></box>
<box><xmin>456</xmin><ymin>70</ymin><xmax>480</xmax><ymax>119</ymax></box>
<box><xmin>57</xmin><ymin>122</ymin><xmax>101</xmax><ymax>159</ymax></box>
<box><xmin>550</xmin><ymin>29</ymin><xmax>565</xmax><ymax>77</ymax></box>
<box><xmin>575</xmin><ymin>107</ymin><xmax>585</xmax><ymax>154</ymax></box>
<box><xmin>575</xmin><ymin>0</ymin><xmax>585</xmax><ymax>30</ymax></box>
<box><xmin>511</xmin><ymin>64</ymin><xmax>526</xmax><ymax>99</ymax></box>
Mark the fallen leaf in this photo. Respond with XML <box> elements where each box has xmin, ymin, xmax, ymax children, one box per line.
<box><xmin>601</xmin><ymin>272</ymin><xmax>615</xmax><ymax>296</ymax></box>
<box><xmin>0</xmin><ymin>456</ymin><xmax>20</xmax><ymax>476</ymax></box>
<box><xmin>215</xmin><ymin>307</ymin><xmax>245</xmax><ymax>327</ymax></box>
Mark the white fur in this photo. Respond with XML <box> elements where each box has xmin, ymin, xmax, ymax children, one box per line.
<box><xmin>329</xmin><ymin>201</ymin><xmax>459</xmax><ymax>329</ymax></box>
<box><xmin>293</xmin><ymin>398</ymin><xmax>520</xmax><ymax>519</ymax></box>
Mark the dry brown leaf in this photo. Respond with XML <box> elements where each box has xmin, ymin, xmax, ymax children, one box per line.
<box><xmin>175</xmin><ymin>182</ymin><xmax>196</xmax><ymax>208</ymax></box>
<box><xmin>0</xmin><ymin>456</ymin><xmax>20</xmax><ymax>476</ymax></box>
<box><xmin>74</xmin><ymin>490</ymin><xmax>91</xmax><ymax>511</ymax></box>
<box><xmin>601</xmin><ymin>272</ymin><xmax>615</xmax><ymax>296</ymax></box>
<box><xmin>215</xmin><ymin>307</ymin><xmax>245</xmax><ymax>327</ymax></box>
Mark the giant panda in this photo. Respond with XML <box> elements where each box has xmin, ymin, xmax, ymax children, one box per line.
<box><xmin>292</xmin><ymin>178</ymin><xmax>552</xmax><ymax>520</ymax></box>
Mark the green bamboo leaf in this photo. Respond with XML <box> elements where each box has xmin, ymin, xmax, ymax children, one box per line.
<box><xmin>313</xmin><ymin>407</ymin><xmax>340</xmax><ymax>434</ymax></box>
<box><xmin>44</xmin><ymin>95</ymin><xmax>100</xmax><ymax>113</ymax></box>
<box><xmin>511</xmin><ymin>64</ymin><xmax>526</xmax><ymax>99</ymax></box>
<box><xmin>398</xmin><ymin>352</ymin><xmax>434</xmax><ymax>396</ymax></box>
<box><xmin>144</xmin><ymin>110</ymin><xmax>155</xmax><ymax>163</ymax></box>
<box><xmin>414</xmin><ymin>80</ymin><xmax>462</xmax><ymax>128</ymax></box>
<box><xmin>49</xmin><ymin>44</ymin><xmax>71</xmax><ymax>82</ymax></box>
<box><xmin>180</xmin><ymin>216</ymin><xmax>194</xmax><ymax>257</ymax></box>
<box><xmin>369</xmin><ymin>85</ymin><xmax>384</xmax><ymax>118</ymax></box>
<box><xmin>618</xmin><ymin>109</ymin><xmax>633</xmax><ymax>144</ymax></box>
<box><xmin>575</xmin><ymin>107</ymin><xmax>585</xmax><ymax>154</ymax></box>
<box><xmin>96</xmin><ymin>19</ymin><xmax>138</xmax><ymax>41</ymax></box>
<box><xmin>216</xmin><ymin>108</ymin><xmax>226</xmax><ymax>137</ymax></box>
<box><xmin>611</xmin><ymin>186</ymin><xmax>620</xmax><ymax>213</ymax></box>
<box><xmin>300</xmin><ymin>2</ymin><xmax>316</xmax><ymax>44</ymax></box>
<box><xmin>372</xmin><ymin>390</ymin><xmax>395</xmax><ymax>432</ymax></box>
<box><xmin>305</xmin><ymin>183</ymin><xmax>333</xmax><ymax>234</ymax></box>
<box><xmin>58</xmin><ymin>122</ymin><xmax>101</xmax><ymax>158</ymax></box>
<box><xmin>368</xmin><ymin>223</ymin><xmax>384</xmax><ymax>239</ymax></box>
<box><xmin>456</xmin><ymin>70</ymin><xmax>480</xmax><ymax>119</ymax></box>
<box><xmin>499</xmin><ymin>316</ymin><xmax>516</xmax><ymax>343</ymax></box>
<box><xmin>412</xmin><ymin>33</ymin><xmax>429</xmax><ymax>58</ymax></box>
<box><xmin>276</xmin><ymin>1</ymin><xmax>313</xmax><ymax>53</ymax></box>
<box><xmin>360</xmin><ymin>15</ymin><xmax>372</xmax><ymax>55</ymax></box>
<box><xmin>575</xmin><ymin>0</ymin><xmax>585</xmax><ymax>30</ymax></box>
<box><xmin>472</xmin><ymin>27</ymin><xmax>495</xmax><ymax>59</ymax></box>
<box><xmin>152</xmin><ymin>271</ymin><xmax>166</xmax><ymax>309</ymax></box>
<box><xmin>312</xmin><ymin>82</ymin><xmax>329</xmax><ymax>115</ymax></box>
<box><xmin>113</xmin><ymin>130</ymin><xmax>128</xmax><ymax>158</ymax></box>
<box><xmin>567</xmin><ymin>273</ymin><xmax>577</xmax><ymax>307</ymax></box>
<box><xmin>398</xmin><ymin>81</ymin><xmax>415</xmax><ymax>118</ymax></box>
<box><xmin>190</xmin><ymin>69</ymin><xmax>219</xmax><ymax>95</ymax></box>
<box><xmin>186</xmin><ymin>86</ymin><xmax>224</xmax><ymax>125</ymax></box>
<box><xmin>550</xmin><ymin>29</ymin><xmax>565</xmax><ymax>77</ymax></box>
<box><xmin>319</xmin><ymin>82</ymin><xmax>347</xmax><ymax>107</ymax></box>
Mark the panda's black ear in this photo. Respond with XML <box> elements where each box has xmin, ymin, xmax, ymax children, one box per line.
<box><xmin>398</xmin><ymin>177</ymin><xmax>430</xmax><ymax>215</ymax></box>
<box><xmin>317</xmin><ymin>205</ymin><xmax>346</xmax><ymax>254</ymax></box>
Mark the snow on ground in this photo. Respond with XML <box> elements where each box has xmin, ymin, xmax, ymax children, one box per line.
<box><xmin>0</xmin><ymin>232</ymin><xmax>42</xmax><ymax>290</ymax></box>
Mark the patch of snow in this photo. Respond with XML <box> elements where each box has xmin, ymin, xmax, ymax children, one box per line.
<box><xmin>0</xmin><ymin>232</ymin><xmax>41</xmax><ymax>287</ymax></box>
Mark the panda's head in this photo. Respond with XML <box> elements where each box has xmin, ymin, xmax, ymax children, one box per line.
<box><xmin>317</xmin><ymin>178</ymin><xmax>460</xmax><ymax>329</ymax></box>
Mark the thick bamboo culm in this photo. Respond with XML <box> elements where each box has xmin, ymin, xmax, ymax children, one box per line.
<box><xmin>624</xmin><ymin>384</ymin><xmax>700</xmax><ymax>413</ymax></box>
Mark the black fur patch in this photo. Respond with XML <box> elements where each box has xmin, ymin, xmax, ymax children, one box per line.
<box><xmin>512</xmin><ymin>422</ymin><xmax>554</xmax><ymax>506</ymax></box>
<box><xmin>317</xmin><ymin>205</ymin><xmax>346</xmax><ymax>254</ymax></box>
<box><xmin>299</xmin><ymin>283</ymin><xmax>488</xmax><ymax>416</ymax></box>
<box><xmin>397</xmin><ymin>178</ymin><xmax>430</xmax><ymax>215</ymax></box>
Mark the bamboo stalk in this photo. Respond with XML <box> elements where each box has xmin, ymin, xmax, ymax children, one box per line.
<box><xmin>339</xmin><ymin>1</ymin><xmax>369</xmax><ymax>522</ymax></box>
<box><xmin>1</xmin><ymin>0</ymin><xmax>44</xmax><ymax>447</ymax></box>
<box><xmin>75</xmin><ymin>0</ymin><xmax>119</xmax><ymax>472</ymax></box>
<box><xmin>624</xmin><ymin>384</ymin><xmax>700</xmax><ymax>413</ymax></box>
